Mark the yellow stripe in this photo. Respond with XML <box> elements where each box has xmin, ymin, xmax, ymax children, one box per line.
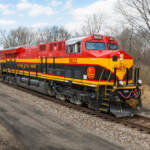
<box><xmin>1</xmin><ymin>57</ymin><xmax>133</xmax><ymax>80</ymax></box>
<box><xmin>4</xmin><ymin>68</ymin><xmax>135</xmax><ymax>89</ymax></box>
<box><xmin>5</xmin><ymin>68</ymin><xmax>113</xmax><ymax>87</ymax></box>
<box><xmin>0</xmin><ymin>60</ymin><xmax>6</xmax><ymax>63</ymax></box>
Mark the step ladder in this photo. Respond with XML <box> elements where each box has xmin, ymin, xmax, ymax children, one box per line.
<box><xmin>99</xmin><ymin>96</ymin><xmax>111</xmax><ymax>113</ymax></box>
<box><xmin>98</xmin><ymin>71</ymin><xmax>114</xmax><ymax>113</ymax></box>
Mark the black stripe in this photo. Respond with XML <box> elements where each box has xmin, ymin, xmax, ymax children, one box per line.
<box><xmin>2</xmin><ymin>62</ymin><xmax>115</xmax><ymax>81</ymax></box>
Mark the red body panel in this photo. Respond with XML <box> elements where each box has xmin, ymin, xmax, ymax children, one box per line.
<box><xmin>0</xmin><ymin>35</ymin><xmax>133</xmax><ymax>60</ymax></box>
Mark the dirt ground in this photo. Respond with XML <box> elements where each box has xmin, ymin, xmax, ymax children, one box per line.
<box><xmin>0</xmin><ymin>124</ymin><xmax>27</xmax><ymax>150</ymax></box>
<box><xmin>0</xmin><ymin>83</ymin><xmax>149</xmax><ymax>150</ymax></box>
<box><xmin>0</xmin><ymin>90</ymin><xmax>123</xmax><ymax>150</ymax></box>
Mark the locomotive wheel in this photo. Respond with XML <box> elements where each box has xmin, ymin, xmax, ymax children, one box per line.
<box><xmin>69</xmin><ymin>96</ymin><xmax>82</xmax><ymax>106</ymax></box>
<box><xmin>8</xmin><ymin>79</ymin><xmax>13</xmax><ymax>84</ymax></box>
<box><xmin>4</xmin><ymin>75</ymin><xmax>9</xmax><ymax>83</ymax></box>
<box><xmin>8</xmin><ymin>76</ymin><xmax>14</xmax><ymax>85</ymax></box>
<box><xmin>87</xmin><ymin>102</ymin><xmax>95</xmax><ymax>110</ymax></box>
<box><xmin>1</xmin><ymin>75</ymin><xmax>5</xmax><ymax>81</ymax></box>
<box><xmin>56</xmin><ymin>94</ymin><xmax>66</xmax><ymax>101</ymax></box>
<box><xmin>75</xmin><ymin>96</ymin><xmax>82</xmax><ymax>106</ymax></box>
<box><xmin>47</xmin><ymin>89</ymin><xmax>55</xmax><ymax>96</ymax></box>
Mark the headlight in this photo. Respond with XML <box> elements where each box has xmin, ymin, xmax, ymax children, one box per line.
<box><xmin>138</xmin><ymin>79</ymin><xmax>142</xmax><ymax>85</ymax></box>
<box><xmin>119</xmin><ymin>80</ymin><xmax>124</xmax><ymax>86</ymax></box>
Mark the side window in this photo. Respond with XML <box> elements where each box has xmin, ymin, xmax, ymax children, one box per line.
<box><xmin>70</xmin><ymin>45</ymin><xmax>74</xmax><ymax>53</ymax></box>
<box><xmin>66</xmin><ymin>42</ymin><xmax>81</xmax><ymax>54</ymax></box>
<box><xmin>66</xmin><ymin>45</ymin><xmax>70</xmax><ymax>54</ymax></box>
<box><xmin>77</xmin><ymin>42</ymin><xmax>81</xmax><ymax>53</ymax></box>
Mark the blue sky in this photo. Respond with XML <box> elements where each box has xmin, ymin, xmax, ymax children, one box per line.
<box><xmin>0</xmin><ymin>0</ymin><xmax>122</xmax><ymax>32</ymax></box>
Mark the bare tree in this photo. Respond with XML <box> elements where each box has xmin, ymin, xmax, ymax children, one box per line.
<box><xmin>35</xmin><ymin>28</ymin><xmax>52</xmax><ymax>44</ymax></box>
<box><xmin>117</xmin><ymin>0</ymin><xmax>150</xmax><ymax>41</ymax></box>
<box><xmin>0</xmin><ymin>27</ymin><xmax>35</xmax><ymax>49</ymax></box>
<box><xmin>0</xmin><ymin>30</ymin><xmax>10</xmax><ymax>48</ymax></box>
<box><xmin>82</xmin><ymin>14</ymin><xmax>105</xmax><ymax>35</ymax></box>
<box><xmin>50</xmin><ymin>26</ymin><xmax>71</xmax><ymax>41</ymax></box>
<box><xmin>114</xmin><ymin>27</ymin><xmax>134</xmax><ymax>53</ymax></box>
<box><xmin>0</xmin><ymin>26</ymin><xmax>71</xmax><ymax>48</ymax></box>
<box><xmin>58</xmin><ymin>27</ymin><xmax>71</xmax><ymax>40</ymax></box>
<box><xmin>35</xmin><ymin>26</ymin><xmax>71</xmax><ymax>44</ymax></box>
<box><xmin>112</xmin><ymin>26</ymin><xmax>150</xmax><ymax>64</ymax></box>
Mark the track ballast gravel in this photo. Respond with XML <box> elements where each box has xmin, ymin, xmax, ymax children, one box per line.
<box><xmin>0</xmin><ymin>83</ymin><xmax>150</xmax><ymax>150</ymax></box>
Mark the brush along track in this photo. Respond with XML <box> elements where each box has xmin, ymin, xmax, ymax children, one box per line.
<box><xmin>1</xmin><ymin>81</ymin><xmax>150</xmax><ymax>135</ymax></box>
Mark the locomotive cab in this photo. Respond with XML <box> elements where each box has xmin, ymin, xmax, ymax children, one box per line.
<box><xmin>83</xmin><ymin>35</ymin><xmax>119</xmax><ymax>51</ymax></box>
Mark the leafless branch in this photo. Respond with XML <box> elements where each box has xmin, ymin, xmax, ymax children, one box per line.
<box><xmin>82</xmin><ymin>14</ymin><xmax>105</xmax><ymax>34</ymax></box>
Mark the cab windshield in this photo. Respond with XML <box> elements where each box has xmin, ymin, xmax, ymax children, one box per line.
<box><xmin>108</xmin><ymin>43</ymin><xmax>118</xmax><ymax>50</ymax></box>
<box><xmin>86</xmin><ymin>42</ymin><xmax>106</xmax><ymax>50</ymax></box>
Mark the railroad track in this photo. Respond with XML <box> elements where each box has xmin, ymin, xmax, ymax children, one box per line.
<box><xmin>1</xmin><ymin>80</ymin><xmax>150</xmax><ymax>135</ymax></box>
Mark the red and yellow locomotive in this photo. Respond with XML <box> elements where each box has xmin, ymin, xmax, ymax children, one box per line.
<box><xmin>0</xmin><ymin>35</ymin><xmax>143</xmax><ymax>117</ymax></box>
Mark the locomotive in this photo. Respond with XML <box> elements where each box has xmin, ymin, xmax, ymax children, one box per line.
<box><xmin>0</xmin><ymin>34</ymin><xmax>143</xmax><ymax>117</ymax></box>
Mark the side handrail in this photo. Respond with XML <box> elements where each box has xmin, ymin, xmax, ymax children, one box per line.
<box><xmin>114</xmin><ymin>68</ymin><xmax>117</xmax><ymax>86</ymax></box>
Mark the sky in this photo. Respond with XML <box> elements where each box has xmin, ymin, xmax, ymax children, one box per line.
<box><xmin>0</xmin><ymin>0</ymin><xmax>125</xmax><ymax>33</ymax></box>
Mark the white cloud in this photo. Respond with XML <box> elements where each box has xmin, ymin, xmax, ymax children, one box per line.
<box><xmin>0</xmin><ymin>20</ymin><xmax>16</xmax><ymax>25</ymax></box>
<box><xmin>32</xmin><ymin>22</ymin><xmax>49</xmax><ymax>28</ymax></box>
<box><xmin>63</xmin><ymin>0</ymin><xmax>72</xmax><ymax>10</ymax></box>
<box><xmin>65</xmin><ymin>0</ymin><xmax>123</xmax><ymax>33</ymax></box>
<box><xmin>17</xmin><ymin>0</ymin><xmax>31</xmax><ymax>10</ymax></box>
<box><xmin>19</xmin><ymin>13</ymin><xmax>24</xmax><ymax>17</ymax></box>
<box><xmin>17</xmin><ymin>0</ymin><xmax>54</xmax><ymax>17</ymax></box>
<box><xmin>29</xmin><ymin>4</ymin><xmax>53</xmax><ymax>17</ymax></box>
<box><xmin>2</xmin><ymin>9</ymin><xmax>15</xmax><ymax>15</ymax></box>
<box><xmin>65</xmin><ymin>22</ymin><xmax>82</xmax><ymax>33</ymax></box>
<box><xmin>0</xmin><ymin>4</ymin><xmax>15</xmax><ymax>15</ymax></box>
<box><xmin>51</xmin><ymin>0</ymin><xmax>62</xmax><ymax>7</ymax></box>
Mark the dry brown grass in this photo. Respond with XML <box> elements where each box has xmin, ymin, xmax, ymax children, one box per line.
<box><xmin>142</xmin><ymin>85</ymin><xmax>150</xmax><ymax>109</ymax></box>
<box><xmin>137</xmin><ymin>64</ymin><xmax>150</xmax><ymax>85</ymax></box>
<box><xmin>137</xmin><ymin>64</ymin><xmax>150</xmax><ymax>109</ymax></box>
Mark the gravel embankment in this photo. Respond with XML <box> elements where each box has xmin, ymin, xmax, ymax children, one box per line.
<box><xmin>0</xmin><ymin>83</ymin><xmax>150</xmax><ymax>150</ymax></box>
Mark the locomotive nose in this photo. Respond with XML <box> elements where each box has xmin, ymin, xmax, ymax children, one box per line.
<box><xmin>111</xmin><ymin>51</ymin><xmax>124</xmax><ymax>62</ymax></box>
<box><xmin>110</xmin><ymin>50</ymin><xmax>133</xmax><ymax>83</ymax></box>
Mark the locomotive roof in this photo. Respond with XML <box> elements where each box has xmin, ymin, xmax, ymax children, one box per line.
<box><xmin>0</xmin><ymin>34</ymin><xmax>109</xmax><ymax>52</ymax></box>
<box><xmin>66</xmin><ymin>35</ymin><xmax>88</xmax><ymax>45</ymax></box>
<box><xmin>0</xmin><ymin>43</ymin><xmax>34</xmax><ymax>52</ymax></box>
<box><xmin>1</xmin><ymin>35</ymin><xmax>87</xmax><ymax>51</ymax></box>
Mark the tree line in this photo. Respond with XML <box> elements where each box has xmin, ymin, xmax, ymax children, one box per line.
<box><xmin>0</xmin><ymin>26</ymin><xmax>71</xmax><ymax>49</ymax></box>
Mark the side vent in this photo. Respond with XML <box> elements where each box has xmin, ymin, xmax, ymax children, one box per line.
<box><xmin>49</xmin><ymin>43</ymin><xmax>53</xmax><ymax>51</ymax></box>
<box><xmin>58</xmin><ymin>42</ymin><xmax>62</xmax><ymax>51</ymax></box>
<box><xmin>53</xmin><ymin>43</ymin><xmax>57</xmax><ymax>50</ymax></box>
<box><xmin>39</xmin><ymin>44</ymin><xmax>46</xmax><ymax>51</ymax></box>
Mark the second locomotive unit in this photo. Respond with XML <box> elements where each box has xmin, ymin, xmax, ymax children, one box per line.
<box><xmin>0</xmin><ymin>34</ymin><xmax>143</xmax><ymax>117</ymax></box>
